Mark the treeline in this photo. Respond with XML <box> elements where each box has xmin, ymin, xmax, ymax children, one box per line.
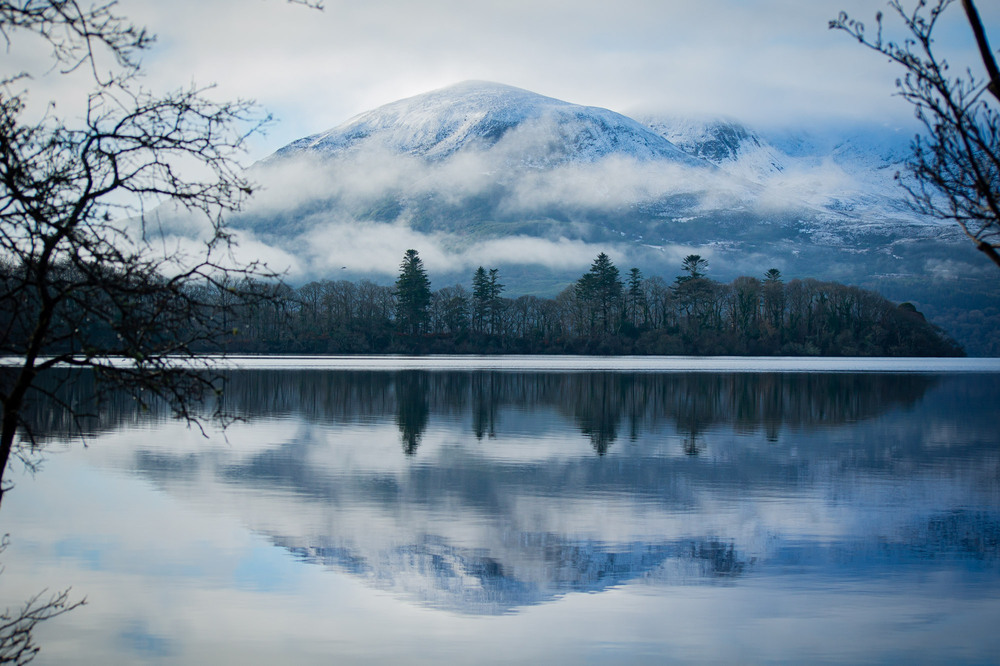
<box><xmin>219</xmin><ymin>251</ymin><xmax>963</xmax><ymax>357</ymax></box>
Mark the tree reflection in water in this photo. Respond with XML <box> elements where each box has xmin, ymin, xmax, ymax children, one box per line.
<box><xmin>395</xmin><ymin>371</ymin><xmax>429</xmax><ymax>455</ymax></box>
<box><xmin>5</xmin><ymin>367</ymin><xmax>1000</xmax><ymax>622</ymax></box>
<box><xmin>16</xmin><ymin>369</ymin><xmax>939</xmax><ymax>453</ymax></box>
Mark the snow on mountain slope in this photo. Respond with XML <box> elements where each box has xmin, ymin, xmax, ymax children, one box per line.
<box><xmin>265</xmin><ymin>82</ymin><xmax>922</xmax><ymax>227</ymax></box>
<box><xmin>243</xmin><ymin>80</ymin><xmax>755</xmax><ymax>252</ymax></box>
<box><xmin>272</xmin><ymin>81</ymin><xmax>707</xmax><ymax>168</ymax></box>
<box><xmin>638</xmin><ymin>114</ymin><xmax>926</xmax><ymax>223</ymax></box>
<box><xmin>222</xmin><ymin>80</ymin><xmax>988</xmax><ymax>294</ymax></box>
<box><xmin>639</xmin><ymin>116</ymin><xmax>788</xmax><ymax>178</ymax></box>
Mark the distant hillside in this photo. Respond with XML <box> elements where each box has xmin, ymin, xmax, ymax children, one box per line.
<box><xmin>189</xmin><ymin>81</ymin><xmax>998</xmax><ymax>353</ymax></box>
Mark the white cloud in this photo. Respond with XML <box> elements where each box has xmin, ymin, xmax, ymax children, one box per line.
<box><xmin>286</xmin><ymin>218</ymin><xmax>632</xmax><ymax>277</ymax></box>
<box><xmin>231</xmin><ymin>145</ymin><xmax>748</xmax><ymax>281</ymax></box>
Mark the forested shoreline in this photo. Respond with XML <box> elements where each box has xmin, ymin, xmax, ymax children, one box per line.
<box><xmin>215</xmin><ymin>251</ymin><xmax>963</xmax><ymax>357</ymax></box>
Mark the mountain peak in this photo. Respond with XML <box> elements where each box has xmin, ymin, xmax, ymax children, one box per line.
<box><xmin>272</xmin><ymin>81</ymin><xmax>703</xmax><ymax>166</ymax></box>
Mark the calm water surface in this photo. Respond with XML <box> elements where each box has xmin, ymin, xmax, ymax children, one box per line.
<box><xmin>1</xmin><ymin>359</ymin><xmax>998</xmax><ymax>664</ymax></box>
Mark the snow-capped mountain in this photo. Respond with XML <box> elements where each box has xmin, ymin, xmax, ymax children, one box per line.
<box><xmin>216</xmin><ymin>81</ymin><xmax>997</xmax><ymax>352</ymax></box>
<box><xmin>272</xmin><ymin>80</ymin><xmax>705</xmax><ymax>167</ymax></box>
<box><xmin>248</xmin><ymin>80</ymin><xmax>938</xmax><ymax>249</ymax></box>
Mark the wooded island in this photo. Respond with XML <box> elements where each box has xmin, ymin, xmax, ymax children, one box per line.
<box><xmin>213</xmin><ymin>251</ymin><xmax>963</xmax><ymax>357</ymax></box>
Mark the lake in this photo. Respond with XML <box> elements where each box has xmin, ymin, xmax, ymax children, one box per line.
<box><xmin>1</xmin><ymin>357</ymin><xmax>999</xmax><ymax>664</ymax></box>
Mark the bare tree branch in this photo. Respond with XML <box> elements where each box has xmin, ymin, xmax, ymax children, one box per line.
<box><xmin>0</xmin><ymin>0</ymin><xmax>297</xmax><ymax>501</ymax></box>
<box><xmin>0</xmin><ymin>1</ymin><xmax>326</xmax><ymax>661</ymax></box>
<box><xmin>831</xmin><ymin>0</ymin><xmax>1000</xmax><ymax>269</ymax></box>
<box><xmin>0</xmin><ymin>587</ymin><xmax>85</xmax><ymax>665</ymax></box>
<box><xmin>0</xmin><ymin>536</ymin><xmax>85</xmax><ymax>666</ymax></box>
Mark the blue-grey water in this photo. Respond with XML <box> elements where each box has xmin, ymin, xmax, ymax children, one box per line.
<box><xmin>1</xmin><ymin>359</ymin><xmax>998</xmax><ymax>664</ymax></box>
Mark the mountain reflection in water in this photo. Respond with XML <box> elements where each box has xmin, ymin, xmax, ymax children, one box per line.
<box><xmin>11</xmin><ymin>370</ymin><xmax>1000</xmax><ymax>619</ymax></box>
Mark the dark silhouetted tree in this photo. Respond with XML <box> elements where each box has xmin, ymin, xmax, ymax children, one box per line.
<box><xmin>471</xmin><ymin>267</ymin><xmax>505</xmax><ymax>336</ymax></box>
<box><xmin>831</xmin><ymin>0</ymin><xmax>1000</xmax><ymax>268</ymax></box>
<box><xmin>672</xmin><ymin>255</ymin><xmax>714</xmax><ymax>337</ymax></box>
<box><xmin>471</xmin><ymin>267</ymin><xmax>489</xmax><ymax>334</ymax></box>
<box><xmin>576</xmin><ymin>253</ymin><xmax>623</xmax><ymax>336</ymax></box>
<box><xmin>0</xmin><ymin>3</ymin><xmax>321</xmax><ymax>660</ymax></box>
<box><xmin>625</xmin><ymin>267</ymin><xmax>648</xmax><ymax>329</ymax></box>
<box><xmin>762</xmin><ymin>268</ymin><xmax>786</xmax><ymax>335</ymax></box>
<box><xmin>678</xmin><ymin>254</ymin><xmax>709</xmax><ymax>282</ymax></box>
<box><xmin>394</xmin><ymin>249</ymin><xmax>432</xmax><ymax>336</ymax></box>
<box><xmin>433</xmin><ymin>285</ymin><xmax>470</xmax><ymax>336</ymax></box>
<box><xmin>0</xmin><ymin>0</ymin><xmax>307</xmax><ymax>500</ymax></box>
<box><xmin>395</xmin><ymin>371</ymin><xmax>429</xmax><ymax>455</ymax></box>
<box><xmin>487</xmin><ymin>268</ymin><xmax>505</xmax><ymax>336</ymax></box>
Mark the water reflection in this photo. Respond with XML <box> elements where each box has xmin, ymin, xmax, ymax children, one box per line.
<box><xmin>19</xmin><ymin>370</ymin><xmax>940</xmax><ymax>449</ymax></box>
<box><xmin>396</xmin><ymin>371</ymin><xmax>429</xmax><ymax>455</ymax></box>
<box><xmin>10</xmin><ymin>370</ymin><xmax>1000</xmax><ymax>620</ymax></box>
<box><xmin>219</xmin><ymin>371</ymin><xmax>940</xmax><ymax>456</ymax></box>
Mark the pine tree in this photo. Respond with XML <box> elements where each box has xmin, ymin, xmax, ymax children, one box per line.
<box><xmin>471</xmin><ymin>266</ymin><xmax>504</xmax><ymax>336</ymax></box>
<box><xmin>472</xmin><ymin>267</ymin><xmax>489</xmax><ymax>334</ymax></box>
<box><xmin>762</xmin><ymin>268</ymin><xmax>786</xmax><ymax>335</ymax></box>
<box><xmin>394</xmin><ymin>249</ymin><xmax>432</xmax><ymax>335</ymax></box>
<box><xmin>677</xmin><ymin>255</ymin><xmax>708</xmax><ymax>283</ymax></box>
<box><xmin>626</xmin><ymin>267</ymin><xmax>647</xmax><ymax>328</ymax></box>
<box><xmin>576</xmin><ymin>253</ymin><xmax>623</xmax><ymax>336</ymax></box>
<box><xmin>487</xmin><ymin>268</ymin><xmax>505</xmax><ymax>336</ymax></box>
<box><xmin>672</xmin><ymin>254</ymin><xmax>713</xmax><ymax>334</ymax></box>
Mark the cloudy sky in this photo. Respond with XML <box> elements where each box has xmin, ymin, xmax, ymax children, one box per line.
<box><xmin>102</xmin><ymin>0</ymin><xmax>999</xmax><ymax>161</ymax></box>
<box><xmin>6</xmin><ymin>0</ymin><xmax>999</xmax><ymax>281</ymax></box>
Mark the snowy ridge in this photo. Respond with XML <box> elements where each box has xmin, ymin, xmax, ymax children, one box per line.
<box><xmin>265</xmin><ymin>81</ymin><xmax>923</xmax><ymax>224</ymax></box>
<box><xmin>273</xmin><ymin>81</ymin><xmax>706</xmax><ymax>167</ymax></box>
<box><xmin>267</xmin><ymin>82</ymin><xmax>924</xmax><ymax>228</ymax></box>
<box><xmin>640</xmin><ymin>115</ymin><xmax>788</xmax><ymax>178</ymax></box>
<box><xmin>638</xmin><ymin>114</ymin><xmax>925</xmax><ymax>221</ymax></box>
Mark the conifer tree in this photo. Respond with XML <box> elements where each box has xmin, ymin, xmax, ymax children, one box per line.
<box><xmin>576</xmin><ymin>253</ymin><xmax>623</xmax><ymax>335</ymax></box>
<box><xmin>487</xmin><ymin>268</ymin><xmax>505</xmax><ymax>336</ymax></box>
<box><xmin>394</xmin><ymin>249</ymin><xmax>431</xmax><ymax>335</ymax></box>
<box><xmin>626</xmin><ymin>267</ymin><xmax>647</xmax><ymax>328</ymax></box>
<box><xmin>763</xmin><ymin>268</ymin><xmax>786</xmax><ymax>333</ymax></box>
<box><xmin>678</xmin><ymin>255</ymin><xmax>709</xmax><ymax>283</ymax></box>
<box><xmin>471</xmin><ymin>266</ymin><xmax>504</xmax><ymax>335</ymax></box>
<box><xmin>472</xmin><ymin>267</ymin><xmax>489</xmax><ymax>334</ymax></box>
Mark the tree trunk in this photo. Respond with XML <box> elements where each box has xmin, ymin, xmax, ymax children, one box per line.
<box><xmin>962</xmin><ymin>0</ymin><xmax>1000</xmax><ymax>100</ymax></box>
<box><xmin>0</xmin><ymin>365</ymin><xmax>35</xmax><ymax>508</ymax></box>
<box><xmin>0</xmin><ymin>401</ymin><xmax>22</xmax><ymax>508</ymax></box>
<box><xmin>977</xmin><ymin>240</ymin><xmax>1000</xmax><ymax>269</ymax></box>
<box><xmin>962</xmin><ymin>0</ymin><xmax>1000</xmax><ymax>102</ymax></box>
